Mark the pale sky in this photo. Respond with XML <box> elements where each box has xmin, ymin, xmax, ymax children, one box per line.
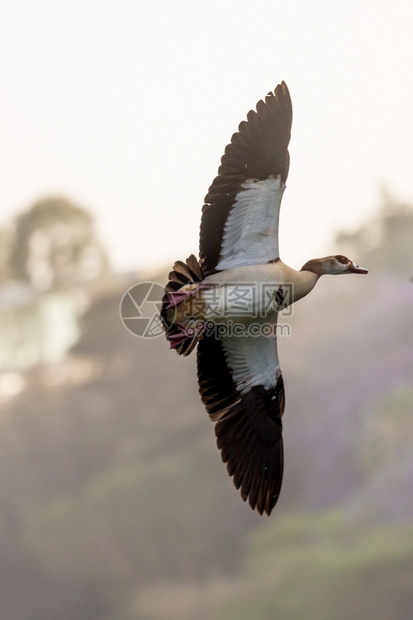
<box><xmin>1</xmin><ymin>0</ymin><xmax>413</xmax><ymax>274</ymax></box>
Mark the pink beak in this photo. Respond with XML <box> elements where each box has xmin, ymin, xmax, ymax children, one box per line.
<box><xmin>348</xmin><ymin>262</ymin><xmax>368</xmax><ymax>274</ymax></box>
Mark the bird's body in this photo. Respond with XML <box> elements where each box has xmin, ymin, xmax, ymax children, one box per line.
<box><xmin>161</xmin><ymin>82</ymin><xmax>367</xmax><ymax>515</ymax></box>
<box><xmin>170</xmin><ymin>260</ymin><xmax>319</xmax><ymax>326</ymax></box>
<box><xmin>204</xmin><ymin>260</ymin><xmax>320</xmax><ymax>312</ymax></box>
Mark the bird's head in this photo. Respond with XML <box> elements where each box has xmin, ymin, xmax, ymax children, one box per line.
<box><xmin>301</xmin><ymin>255</ymin><xmax>369</xmax><ymax>276</ymax></box>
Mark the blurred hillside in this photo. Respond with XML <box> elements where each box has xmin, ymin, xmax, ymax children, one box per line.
<box><xmin>0</xmin><ymin>194</ymin><xmax>412</xmax><ymax>619</ymax></box>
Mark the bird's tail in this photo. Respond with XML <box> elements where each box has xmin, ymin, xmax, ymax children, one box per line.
<box><xmin>160</xmin><ymin>254</ymin><xmax>207</xmax><ymax>356</ymax></box>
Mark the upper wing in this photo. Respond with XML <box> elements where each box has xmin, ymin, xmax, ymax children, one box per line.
<box><xmin>199</xmin><ymin>82</ymin><xmax>292</xmax><ymax>276</ymax></box>
<box><xmin>197</xmin><ymin>327</ymin><xmax>285</xmax><ymax>515</ymax></box>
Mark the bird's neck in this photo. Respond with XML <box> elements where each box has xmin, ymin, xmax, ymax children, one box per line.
<box><xmin>289</xmin><ymin>267</ymin><xmax>320</xmax><ymax>303</ymax></box>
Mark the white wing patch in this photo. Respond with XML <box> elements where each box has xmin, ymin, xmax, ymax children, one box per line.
<box><xmin>221</xmin><ymin>330</ymin><xmax>281</xmax><ymax>395</ymax></box>
<box><xmin>216</xmin><ymin>175</ymin><xmax>285</xmax><ymax>271</ymax></box>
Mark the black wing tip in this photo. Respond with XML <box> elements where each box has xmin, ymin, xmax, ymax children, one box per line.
<box><xmin>215</xmin><ymin>381</ymin><xmax>285</xmax><ymax>516</ymax></box>
<box><xmin>279</xmin><ymin>80</ymin><xmax>290</xmax><ymax>96</ymax></box>
<box><xmin>223</xmin><ymin>432</ymin><xmax>284</xmax><ymax>516</ymax></box>
<box><xmin>243</xmin><ymin>80</ymin><xmax>292</xmax><ymax>132</ymax></box>
<box><xmin>265</xmin><ymin>80</ymin><xmax>290</xmax><ymax>101</ymax></box>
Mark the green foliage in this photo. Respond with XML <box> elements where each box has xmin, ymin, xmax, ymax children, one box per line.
<box><xmin>23</xmin><ymin>449</ymin><xmax>247</xmax><ymax>593</ymax></box>
<box><xmin>212</xmin><ymin>513</ymin><xmax>413</xmax><ymax>620</ymax></box>
<box><xmin>0</xmin><ymin>195</ymin><xmax>412</xmax><ymax>619</ymax></box>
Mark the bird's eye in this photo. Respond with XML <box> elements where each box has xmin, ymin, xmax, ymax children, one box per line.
<box><xmin>336</xmin><ymin>255</ymin><xmax>347</xmax><ymax>264</ymax></box>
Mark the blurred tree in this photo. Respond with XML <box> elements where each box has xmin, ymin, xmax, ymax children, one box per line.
<box><xmin>9</xmin><ymin>197</ymin><xmax>109</xmax><ymax>292</ymax></box>
<box><xmin>0</xmin><ymin>225</ymin><xmax>14</xmax><ymax>283</ymax></box>
<box><xmin>336</xmin><ymin>188</ymin><xmax>413</xmax><ymax>274</ymax></box>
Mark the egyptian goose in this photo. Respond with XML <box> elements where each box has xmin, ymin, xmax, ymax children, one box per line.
<box><xmin>161</xmin><ymin>82</ymin><xmax>368</xmax><ymax>515</ymax></box>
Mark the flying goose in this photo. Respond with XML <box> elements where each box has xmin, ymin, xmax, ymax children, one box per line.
<box><xmin>161</xmin><ymin>82</ymin><xmax>368</xmax><ymax>515</ymax></box>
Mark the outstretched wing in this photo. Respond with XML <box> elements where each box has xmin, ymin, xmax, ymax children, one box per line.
<box><xmin>199</xmin><ymin>82</ymin><xmax>292</xmax><ymax>276</ymax></box>
<box><xmin>197</xmin><ymin>327</ymin><xmax>284</xmax><ymax>515</ymax></box>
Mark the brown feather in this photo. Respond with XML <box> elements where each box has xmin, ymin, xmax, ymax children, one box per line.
<box><xmin>160</xmin><ymin>254</ymin><xmax>204</xmax><ymax>357</ymax></box>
